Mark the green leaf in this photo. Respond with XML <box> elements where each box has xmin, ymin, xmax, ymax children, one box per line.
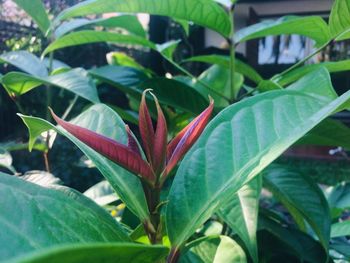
<box><xmin>84</xmin><ymin>180</ymin><xmax>118</xmax><ymax>206</ymax></box>
<box><xmin>258</xmin><ymin>214</ymin><xmax>329</xmax><ymax>263</ymax></box>
<box><xmin>56</xmin><ymin>0</ymin><xmax>231</xmax><ymax>37</ymax></box>
<box><xmin>165</xmin><ymin>68</ymin><xmax>350</xmax><ymax>247</ymax></box>
<box><xmin>331</xmin><ymin>220</ymin><xmax>350</xmax><ymax>238</ymax></box>
<box><xmin>0</xmin><ymin>148</ymin><xmax>16</xmax><ymax>174</ymax></box>
<box><xmin>263</xmin><ymin>165</ymin><xmax>331</xmax><ymax>251</ymax></box>
<box><xmin>277</xmin><ymin>60</ymin><xmax>350</xmax><ymax>86</ymax></box>
<box><xmin>55</xmin><ymin>15</ymin><xmax>146</xmax><ymax>38</ymax></box>
<box><xmin>183</xmin><ymin>55</ymin><xmax>263</xmax><ymax>84</ymax></box>
<box><xmin>329</xmin><ymin>0</ymin><xmax>350</xmax><ymax>41</ymax></box>
<box><xmin>179</xmin><ymin>236</ymin><xmax>246</xmax><ymax>263</ymax></box>
<box><xmin>19</xmin><ymin>104</ymin><xmax>150</xmax><ymax>222</ymax></box>
<box><xmin>13</xmin><ymin>0</ymin><xmax>50</xmax><ymax>34</ymax></box>
<box><xmin>139</xmin><ymin>78</ymin><xmax>209</xmax><ymax>115</ymax></box>
<box><xmin>106</xmin><ymin>52</ymin><xmax>150</xmax><ymax>74</ymax></box>
<box><xmin>217</xmin><ymin>176</ymin><xmax>261</xmax><ymax>263</ymax></box>
<box><xmin>11</xmin><ymin>243</ymin><xmax>169</xmax><ymax>263</ymax></box>
<box><xmin>327</xmin><ymin>183</ymin><xmax>350</xmax><ymax>210</ymax></box>
<box><xmin>156</xmin><ymin>40</ymin><xmax>181</xmax><ymax>60</ymax></box>
<box><xmin>43</xmin><ymin>30</ymin><xmax>155</xmax><ymax>56</ymax></box>
<box><xmin>0</xmin><ymin>51</ymin><xmax>48</xmax><ymax>77</ymax></box>
<box><xmin>1</xmin><ymin>68</ymin><xmax>99</xmax><ymax>103</ymax></box>
<box><xmin>0</xmin><ymin>172</ymin><xmax>130</xmax><ymax>262</ymax></box>
<box><xmin>297</xmin><ymin>118</ymin><xmax>350</xmax><ymax>150</ymax></box>
<box><xmin>235</xmin><ymin>16</ymin><xmax>331</xmax><ymax>47</ymax></box>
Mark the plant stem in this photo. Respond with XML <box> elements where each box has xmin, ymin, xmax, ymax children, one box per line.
<box><xmin>163</xmin><ymin>56</ymin><xmax>230</xmax><ymax>102</ymax></box>
<box><xmin>61</xmin><ymin>95</ymin><xmax>78</xmax><ymax>120</ymax></box>
<box><xmin>271</xmin><ymin>40</ymin><xmax>331</xmax><ymax>82</ymax></box>
<box><xmin>229</xmin><ymin>4</ymin><xmax>236</xmax><ymax>101</ymax></box>
<box><xmin>142</xmin><ymin>182</ymin><xmax>163</xmax><ymax>245</ymax></box>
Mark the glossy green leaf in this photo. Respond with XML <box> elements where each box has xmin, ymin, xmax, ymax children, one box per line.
<box><xmin>298</xmin><ymin>118</ymin><xmax>350</xmax><ymax>150</ymax></box>
<box><xmin>179</xmin><ymin>236</ymin><xmax>246</xmax><ymax>263</ymax></box>
<box><xmin>0</xmin><ymin>172</ymin><xmax>130</xmax><ymax>262</ymax></box>
<box><xmin>235</xmin><ymin>16</ymin><xmax>331</xmax><ymax>47</ymax></box>
<box><xmin>329</xmin><ymin>0</ymin><xmax>350</xmax><ymax>41</ymax></box>
<box><xmin>56</xmin><ymin>0</ymin><xmax>231</xmax><ymax>37</ymax></box>
<box><xmin>139</xmin><ymin>78</ymin><xmax>209</xmax><ymax>115</ymax></box>
<box><xmin>11</xmin><ymin>243</ymin><xmax>168</xmax><ymax>263</ymax></box>
<box><xmin>277</xmin><ymin>60</ymin><xmax>350</xmax><ymax>86</ymax></box>
<box><xmin>43</xmin><ymin>30</ymin><xmax>155</xmax><ymax>56</ymax></box>
<box><xmin>1</xmin><ymin>68</ymin><xmax>99</xmax><ymax>103</ymax></box>
<box><xmin>19</xmin><ymin>104</ymin><xmax>150</xmax><ymax>222</ymax></box>
<box><xmin>217</xmin><ymin>176</ymin><xmax>261</xmax><ymax>263</ymax></box>
<box><xmin>263</xmin><ymin>165</ymin><xmax>331</xmax><ymax>251</ymax></box>
<box><xmin>183</xmin><ymin>55</ymin><xmax>263</xmax><ymax>84</ymax></box>
<box><xmin>13</xmin><ymin>0</ymin><xmax>50</xmax><ymax>34</ymax></box>
<box><xmin>166</xmin><ymin>68</ymin><xmax>350</xmax><ymax>247</ymax></box>
<box><xmin>331</xmin><ymin>220</ymin><xmax>350</xmax><ymax>238</ymax></box>
<box><xmin>0</xmin><ymin>51</ymin><xmax>48</xmax><ymax>77</ymax></box>
<box><xmin>55</xmin><ymin>15</ymin><xmax>146</xmax><ymax>38</ymax></box>
<box><xmin>84</xmin><ymin>180</ymin><xmax>118</xmax><ymax>206</ymax></box>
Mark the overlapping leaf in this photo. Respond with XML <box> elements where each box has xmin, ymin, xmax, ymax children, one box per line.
<box><xmin>166</xmin><ymin>68</ymin><xmax>350</xmax><ymax>247</ymax></box>
<box><xmin>55</xmin><ymin>0</ymin><xmax>231</xmax><ymax>37</ymax></box>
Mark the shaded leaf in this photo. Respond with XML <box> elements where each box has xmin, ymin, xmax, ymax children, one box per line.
<box><xmin>217</xmin><ymin>176</ymin><xmax>261</xmax><ymax>263</ymax></box>
<box><xmin>331</xmin><ymin>220</ymin><xmax>350</xmax><ymax>238</ymax></box>
<box><xmin>13</xmin><ymin>0</ymin><xmax>50</xmax><ymax>34</ymax></box>
<box><xmin>0</xmin><ymin>172</ymin><xmax>130</xmax><ymax>262</ymax></box>
<box><xmin>1</xmin><ymin>68</ymin><xmax>99</xmax><ymax>103</ymax></box>
<box><xmin>235</xmin><ymin>16</ymin><xmax>330</xmax><ymax>47</ymax></box>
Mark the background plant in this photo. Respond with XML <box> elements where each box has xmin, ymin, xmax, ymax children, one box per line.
<box><xmin>1</xmin><ymin>0</ymin><xmax>350</xmax><ymax>262</ymax></box>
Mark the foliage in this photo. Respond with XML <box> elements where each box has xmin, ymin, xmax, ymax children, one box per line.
<box><xmin>1</xmin><ymin>0</ymin><xmax>350</xmax><ymax>262</ymax></box>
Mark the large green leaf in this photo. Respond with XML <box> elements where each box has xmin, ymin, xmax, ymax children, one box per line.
<box><xmin>235</xmin><ymin>16</ymin><xmax>331</xmax><ymax>47</ymax></box>
<box><xmin>277</xmin><ymin>60</ymin><xmax>350</xmax><ymax>86</ymax></box>
<box><xmin>1</xmin><ymin>68</ymin><xmax>99</xmax><ymax>103</ymax></box>
<box><xmin>331</xmin><ymin>221</ymin><xmax>350</xmax><ymax>238</ymax></box>
<box><xmin>0</xmin><ymin>172</ymin><xmax>129</xmax><ymax>262</ymax></box>
<box><xmin>179</xmin><ymin>236</ymin><xmax>246</xmax><ymax>263</ymax></box>
<box><xmin>11</xmin><ymin>243</ymin><xmax>168</xmax><ymax>263</ymax></box>
<box><xmin>55</xmin><ymin>15</ymin><xmax>146</xmax><ymax>38</ymax></box>
<box><xmin>13</xmin><ymin>0</ymin><xmax>50</xmax><ymax>34</ymax></box>
<box><xmin>217</xmin><ymin>176</ymin><xmax>261</xmax><ymax>263</ymax></box>
<box><xmin>263</xmin><ymin>165</ymin><xmax>331</xmax><ymax>251</ymax></box>
<box><xmin>55</xmin><ymin>0</ymin><xmax>231</xmax><ymax>37</ymax></box>
<box><xmin>297</xmin><ymin>118</ymin><xmax>350</xmax><ymax>150</ymax></box>
<box><xmin>0</xmin><ymin>51</ymin><xmax>48</xmax><ymax>77</ymax></box>
<box><xmin>329</xmin><ymin>0</ymin><xmax>350</xmax><ymax>41</ymax></box>
<box><xmin>165</xmin><ymin>68</ymin><xmax>350</xmax><ymax>247</ymax></box>
<box><xmin>19</xmin><ymin>104</ymin><xmax>150</xmax><ymax>223</ymax></box>
<box><xmin>43</xmin><ymin>30</ymin><xmax>155</xmax><ymax>56</ymax></box>
<box><xmin>184</xmin><ymin>55</ymin><xmax>263</xmax><ymax>84</ymax></box>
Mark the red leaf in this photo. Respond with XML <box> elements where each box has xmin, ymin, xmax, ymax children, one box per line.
<box><xmin>126</xmin><ymin>125</ymin><xmax>141</xmax><ymax>156</ymax></box>
<box><xmin>139</xmin><ymin>89</ymin><xmax>155</xmax><ymax>164</ymax></box>
<box><xmin>163</xmin><ymin>98</ymin><xmax>214</xmax><ymax>178</ymax></box>
<box><xmin>50</xmin><ymin>109</ymin><xmax>155</xmax><ymax>181</ymax></box>
<box><xmin>150</xmin><ymin>92</ymin><xmax>167</xmax><ymax>175</ymax></box>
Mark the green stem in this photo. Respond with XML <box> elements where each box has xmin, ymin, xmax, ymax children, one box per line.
<box><xmin>163</xmin><ymin>56</ymin><xmax>230</xmax><ymax>102</ymax></box>
<box><xmin>229</xmin><ymin>4</ymin><xmax>236</xmax><ymax>101</ymax></box>
<box><xmin>61</xmin><ymin>95</ymin><xmax>78</xmax><ymax>120</ymax></box>
<box><xmin>271</xmin><ymin>40</ymin><xmax>331</xmax><ymax>82</ymax></box>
